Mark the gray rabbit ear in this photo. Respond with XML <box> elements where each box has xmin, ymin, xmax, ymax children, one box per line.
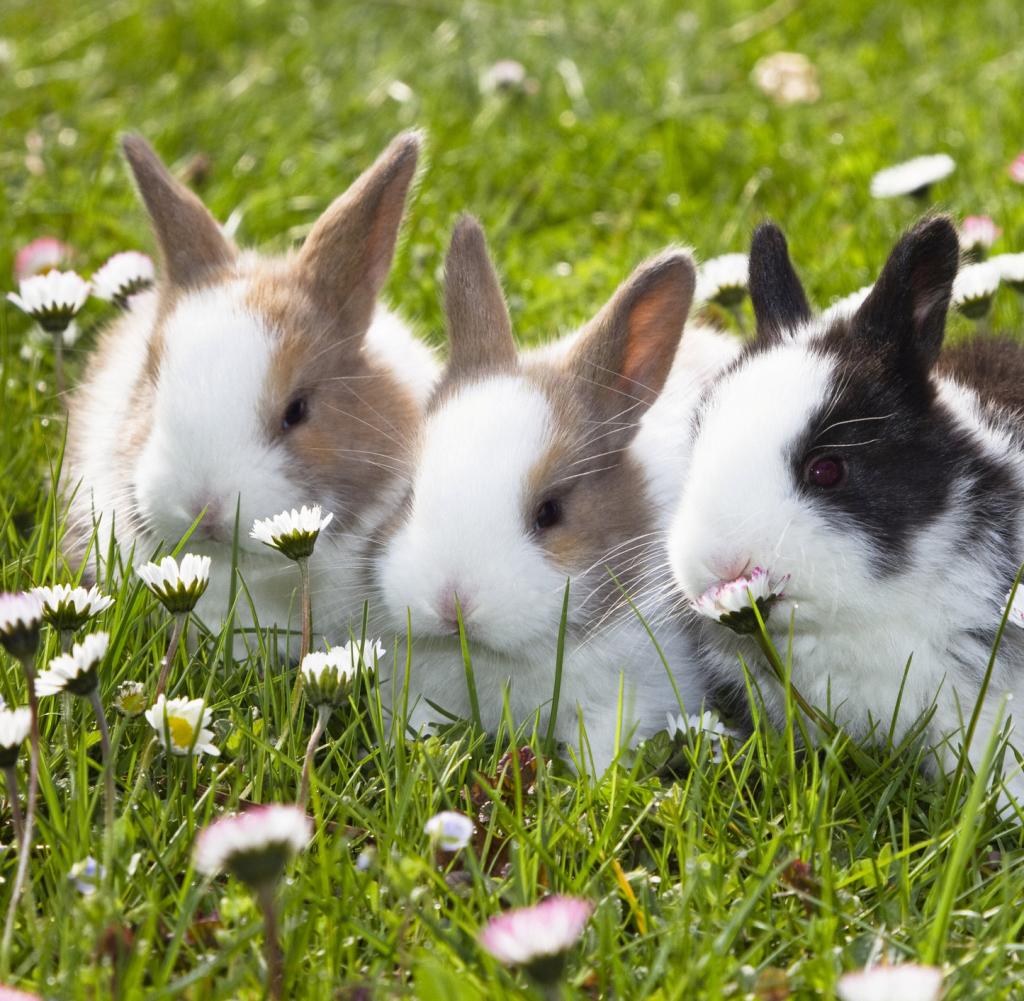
<box><xmin>443</xmin><ymin>215</ymin><xmax>517</xmax><ymax>377</ymax></box>
<box><xmin>569</xmin><ymin>249</ymin><xmax>696</xmax><ymax>420</ymax></box>
<box><xmin>749</xmin><ymin>223</ymin><xmax>812</xmax><ymax>343</ymax></box>
<box><xmin>121</xmin><ymin>134</ymin><xmax>236</xmax><ymax>290</ymax></box>
<box><xmin>296</xmin><ymin>130</ymin><xmax>422</xmax><ymax>337</ymax></box>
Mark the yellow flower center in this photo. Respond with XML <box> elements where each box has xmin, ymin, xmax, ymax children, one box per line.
<box><xmin>168</xmin><ymin>716</ymin><xmax>196</xmax><ymax>749</ymax></box>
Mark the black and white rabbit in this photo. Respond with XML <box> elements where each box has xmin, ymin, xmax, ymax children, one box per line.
<box><xmin>63</xmin><ymin>132</ymin><xmax>439</xmax><ymax>650</ymax></box>
<box><xmin>670</xmin><ymin>215</ymin><xmax>1024</xmax><ymax>799</ymax></box>
<box><xmin>372</xmin><ymin>216</ymin><xmax>739</xmax><ymax>769</ymax></box>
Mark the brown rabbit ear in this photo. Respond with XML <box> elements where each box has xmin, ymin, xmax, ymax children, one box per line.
<box><xmin>569</xmin><ymin>250</ymin><xmax>696</xmax><ymax>422</ymax></box>
<box><xmin>121</xmin><ymin>134</ymin><xmax>236</xmax><ymax>290</ymax></box>
<box><xmin>295</xmin><ymin>130</ymin><xmax>422</xmax><ymax>336</ymax></box>
<box><xmin>443</xmin><ymin>215</ymin><xmax>517</xmax><ymax>377</ymax></box>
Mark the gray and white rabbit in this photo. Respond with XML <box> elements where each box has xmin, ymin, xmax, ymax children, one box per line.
<box><xmin>63</xmin><ymin>131</ymin><xmax>439</xmax><ymax>650</ymax></box>
<box><xmin>372</xmin><ymin>216</ymin><xmax>739</xmax><ymax>770</ymax></box>
<box><xmin>669</xmin><ymin>216</ymin><xmax>1024</xmax><ymax>800</ymax></box>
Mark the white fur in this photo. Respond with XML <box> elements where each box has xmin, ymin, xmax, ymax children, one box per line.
<box><xmin>669</xmin><ymin>333</ymin><xmax>1024</xmax><ymax>802</ymax></box>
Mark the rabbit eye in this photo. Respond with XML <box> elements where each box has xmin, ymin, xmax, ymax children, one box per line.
<box><xmin>534</xmin><ymin>498</ymin><xmax>563</xmax><ymax>531</ymax></box>
<box><xmin>282</xmin><ymin>396</ymin><xmax>308</xmax><ymax>430</ymax></box>
<box><xmin>804</xmin><ymin>455</ymin><xmax>846</xmax><ymax>489</ymax></box>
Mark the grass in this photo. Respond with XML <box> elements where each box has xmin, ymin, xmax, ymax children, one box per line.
<box><xmin>2</xmin><ymin>0</ymin><xmax>1024</xmax><ymax>997</ymax></box>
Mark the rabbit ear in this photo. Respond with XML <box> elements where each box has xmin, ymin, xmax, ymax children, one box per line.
<box><xmin>569</xmin><ymin>249</ymin><xmax>695</xmax><ymax>422</ymax></box>
<box><xmin>295</xmin><ymin>130</ymin><xmax>422</xmax><ymax>335</ymax></box>
<box><xmin>122</xmin><ymin>134</ymin><xmax>236</xmax><ymax>290</ymax></box>
<box><xmin>749</xmin><ymin>222</ymin><xmax>812</xmax><ymax>343</ymax></box>
<box><xmin>443</xmin><ymin>215</ymin><xmax>517</xmax><ymax>377</ymax></box>
<box><xmin>852</xmin><ymin>215</ymin><xmax>959</xmax><ymax>378</ymax></box>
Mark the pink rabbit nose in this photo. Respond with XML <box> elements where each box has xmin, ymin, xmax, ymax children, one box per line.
<box><xmin>437</xmin><ymin>588</ymin><xmax>473</xmax><ymax>634</ymax></box>
<box><xmin>191</xmin><ymin>498</ymin><xmax>226</xmax><ymax>540</ymax></box>
<box><xmin>706</xmin><ymin>554</ymin><xmax>751</xmax><ymax>584</ymax></box>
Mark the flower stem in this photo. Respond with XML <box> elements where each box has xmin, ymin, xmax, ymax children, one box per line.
<box><xmin>62</xmin><ymin>691</ymin><xmax>76</xmax><ymax>799</ymax></box>
<box><xmin>2</xmin><ymin>658</ymin><xmax>40</xmax><ymax>971</ymax></box>
<box><xmin>257</xmin><ymin>882</ymin><xmax>284</xmax><ymax>1001</ymax></box>
<box><xmin>88</xmin><ymin>689</ymin><xmax>115</xmax><ymax>888</ymax></box>
<box><xmin>52</xmin><ymin>329</ymin><xmax>65</xmax><ymax>399</ymax></box>
<box><xmin>3</xmin><ymin>767</ymin><xmax>23</xmax><ymax>850</ymax></box>
<box><xmin>298</xmin><ymin>704</ymin><xmax>331</xmax><ymax>809</ymax></box>
<box><xmin>297</xmin><ymin>558</ymin><xmax>311</xmax><ymax>664</ymax></box>
<box><xmin>155</xmin><ymin>613</ymin><xmax>187</xmax><ymax>697</ymax></box>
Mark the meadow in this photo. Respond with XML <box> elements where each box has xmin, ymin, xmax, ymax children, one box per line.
<box><xmin>2</xmin><ymin>0</ymin><xmax>1024</xmax><ymax>997</ymax></box>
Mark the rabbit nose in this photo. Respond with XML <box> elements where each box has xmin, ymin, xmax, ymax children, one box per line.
<box><xmin>436</xmin><ymin>588</ymin><xmax>473</xmax><ymax>633</ymax></box>
<box><xmin>190</xmin><ymin>498</ymin><xmax>227</xmax><ymax>540</ymax></box>
<box><xmin>706</xmin><ymin>554</ymin><xmax>751</xmax><ymax>583</ymax></box>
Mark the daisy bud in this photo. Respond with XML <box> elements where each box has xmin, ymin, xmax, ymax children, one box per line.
<box><xmin>479</xmin><ymin>896</ymin><xmax>594</xmax><ymax>987</ymax></box>
<box><xmin>837</xmin><ymin>963</ymin><xmax>943</xmax><ymax>1001</ymax></box>
<box><xmin>14</xmin><ymin>236</ymin><xmax>72</xmax><ymax>282</ymax></box>
<box><xmin>144</xmin><ymin>694</ymin><xmax>220</xmax><ymax>757</ymax></box>
<box><xmin>91</xmin><ymin>251</ymin><xmax>155</xmax><ymax>309</ymax></box>
<box><xmin>137</xmin><ymin>554</ymin><xmax>211</xmax><ymax>614</ymax></box>
<box><xmin>691</xmin><ymin>566</ymin><xmax>789</xmax><ymax>635</ymax></box>
<box><xmin>250</xmin><ymin>505</ymin><xmax>334</xmax><ymax>562</ymax></box>
<box><xmin>870</xmin><ymin>154</ymin><xmax>955</xmax><ymax>199</ymax></box>
<box><xmin>424</xmin><ymin>810</ymin><xmax>474</xmax><ymax>852</ymax></box>
<box><xmin>194</xmin><ymin>804</ymin><xmax>311</xmax><ymax>888</ymax></box>
<box><xmin>959</xmin><ymin>215</ymin><xmax>1000</xmax><ymax>260</ymax></box>
<box><xmin>301</xmin><ymin>639</ymin><xmax>383</xmax><ymax>708</ymax></box>
<box><xmin>952</xmin><ymin>261</ymin><xmax>1001</xmax><ymax>319</ymax></box>
<box><xmin>0</xmin><ymin>592</ymin><xmax>43</xmax><ymax>661</ymax></box>
<box><xmin>32</xmin><ymin>583</ymin><xmax>114</xmax><ymax>633</ymax></box>
<box><xmin>6</xmin><ymin>269</ymin><xmax>90</xmax><ymax>334</ymax></box>
<box><xmin>696</xmin><ymin>253</ymin><xmax>749</xmax><ymax>308</ymax></box>
<box><xmin>751</xmin><ymin>51</ymin><xmax>820</xmax><ymax>106</ymax></box>
<box><xmin>36</xmin><ymin>631</ymin><xmax>109</xmax><ymax>697</ymax></box>
<box><xmin>0</xmin><ymin>707</ymin><xmax>31</xmax><ymax>768</ymax></box>
<box><xmin>114</xmin><ymin>680</ymin><xmax>147</xmax><ymax>717</ymax></box>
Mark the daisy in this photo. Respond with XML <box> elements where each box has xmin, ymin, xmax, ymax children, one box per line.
<box><xmin>113</xmin><ymin>680</ymin><xmax>147</xmax><ymax>717</ymax></box>
<box><xmin>1009</xmin><ymin>152</ymin><xmax>1024</xmax><ymax>184</ymax></box>
<box><xmin>145</xmin><ymin>694</ymin><xmax>220</xmax><ymax>756</ymax></box>
<box><xmin>696</xmin><ymin>253</ymin><xmax>749</xmax><ymax>308</ymax></box>
<box><xmin>137</xmin><ymin>554</ymin><xmax>211</xmax><ymax>614</ymax></box>
<box><xmin>952</xmin><ymin>261</ymin><xmax>1001</xmax><ymax>319</ymax></box>
<box><xmin>6</xmin><ymin>269</ymin><xmax>90</xmax><ymax>334</ymax></box>
<box><xmin>479</xmin><ymin>896</ymin><xmax>594</xmax><ymax>985</ymax></box>
<box><xmin>822</xmin><ymin>285</ymin><xmax>873</xmax><ymax>322</ymax></box>
<box><xmin>836</xmin><ymin>963</ymin><xmax>943</xmax><ymax>1001</ymax></box>
<box><xmin>424</xmin><ymin>810</ymin><xmax>474</xmax><ymax>852</ymax></box>
<box><xmin>194</xmin><ymin>804</ymin><xmax>311</xmax><ymax>886</ymax></box>
<box><xmin>869</xmin><ymin>154</ymin><xmax>955</xmax><ymax>199</ymax></box>
<box><xmin>959</xmin><ymin>215</ymin><xmax>1000</xmax><ymax>259</ymax></box>
<box><xmin>1004</xmin><ymin>587</ymin><xmax>1024</xmax><ymax>628</ymax></box>
<box><xmin>301</xmin><ymin>638</ymin><xmax>383</xmax><ymax>708</ymax></box>
<box><xmin>666</xmin><ymin>709</ymin><xmax>736</xmax><ymax>762</ymax></box>
<box><xmin>0</xmin><ymin>591</ymin><xmax>43</xmax><ymax>661</ymax></box>
<box><xmin>991</xmin><ymin>252</ymin><xmax>1024</xmax><ymax>293</ymax></box>
<box><xmin>14</xmin><ymin>236</ymin><xmax>72</xmax><ymax>282</ymax></box>
<box><xmin>0</xmin><ymin>707</ymin><xmax>31</xmax><ymax>768</ymax></box>
<box><xmin>33</xmin><ymin>583</ymin><xmax>114</xmax><ymax>633</ymax></box>
<box><xmin>691</xmin><ymin>566</ymin><xmax>790</xmax><ymax>634</ymax></box>
<box><xmin>480</xmin><ymin>59</ymin><xmax>528</xmax><ymax>94</ymax></box>
<box><xmin>36</xmin><ymin>631</ymin><xmax>109</xmax><ymax>697</ymax></box>
<box><xmin>250</xmin><ymin>505</ymin><xmax>334</xmax><ymax>562</ymax></box>
<box><xmin>751</xmin><ymin>51</ymin><xmax>820</xmax><ymax>105</ymax></box>
<box><xmin>91</xmin><ymin>251</ymin><xmax>155</xmax><ymax>308</ymax></box>
<box><xmin>0</xmin><ymin>985</ymin><xmax>43</xmax><ymax>1001</ymax></box>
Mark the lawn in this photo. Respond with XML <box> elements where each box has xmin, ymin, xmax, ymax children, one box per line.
<box><xmin>2</xmin><ymin>0</ymin><xmax>1024</xmax><ymax>997</ymax></box>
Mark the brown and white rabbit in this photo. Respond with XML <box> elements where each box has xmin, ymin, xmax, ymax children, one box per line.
<box><xmin>670</xmin><ymin>216</ymin><xmax>1024</xmax><ymax>802</ymax></box>
<box><xmin>63</xmin><ymin>131</ymin><xmax>440</xmax><ymax>651</ymax></box>
<box><xmin>372</xmin><ymin>217</ymin><xmax>738</xmax><ymax>770</ymax></box>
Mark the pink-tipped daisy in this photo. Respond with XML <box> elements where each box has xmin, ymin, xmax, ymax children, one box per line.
<box><xmin>691</xmin><ymin>566</ymin><xmax>790</xmax><ymax>634</ymax></box>
<box><xmin>91</xmin><ymin>251</ymin><xmax>155</xmax><ymax>308</ymax></box>
<box><xmin>1009</xmin><ymin>153</ymin><xmax>1024</xmax><ymax>185</ymax></box>
<box><xmin>14</xmin><ymin>236</ymin><xmax>72</xmax><ymax>282</ymax></box>
<box><xmin>836</xmin><ymin>963</ymin><xmax>943</xmax><ymax>1001</ymax></box>
<box><xmin>0</xmin><ymin>707</ymin><xmax>31</xmax><ymax>768</ymax></box>
<box><xmin>194</xmin><ymin>804</ymin><xmax>311</xmax><ymax>887</ymax></box>
<box><xmin>960</xmin><ymin>216</ymin><xmax>1000</xmax><ymax>258</ymax></box>
<box><xmin>479</xmin><ymin>896</ymin><xmax>593</xmax><ymax>985</ymax></box>
<box><xmin>424</xmin><ymin>810</ymin><xmax>474</xmax><ymax>851</ymax></box>
<box><xmin>0</xmin><ymin>592</ymin><xmax>43</xmax><ymax>661</ymax></box>
<box><xmin>36</xmin><ymin>631</ymin><xmax>109</xmax><ymax>697</ymax></box>
<box><xmin>0</xmin><ymin>985</ymin><xmax>44</xmax><ymax>1001</ymax></box>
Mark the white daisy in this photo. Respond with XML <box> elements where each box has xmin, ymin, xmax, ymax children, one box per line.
<box><xmin>0</xmin><ymin>707</ymin><xmax>31</xmax><ymax>768</ymax></box>
<box><xmin>480</xmin><ymin>59</ymin><xmax>527</xmax><ymax>94</ymax></box>
<box><xmin>113</xmin><ymin>680</ymin><xmax>147</xmax><ymax>717</ymax></box>
<box><xmin>0</xmin><ymin>591</ymin><xmax>43</xmax><ymax>660</ymax></box>
<box><xmin>6</xmin><ymin>269</ymin><xmax>90</xmax><ymax>333</ymax></box>
<box><xmin>36</xmin><ymin>632</ymin><xmax>109</xmax><ymax>697</ymax></box>
<box><xmin>1004</xmin><ymin>587</ymin><xmax>1024</xmax><ymax>629</ymax></box>
<box><xmin>301</xmin><ymin>638</ymin><xmax>382</xmax><ymax>707</ymax></box>
<box><xmin>479</xmin><ymin>896</ymin><xmax>593</xmax><ymax>982</ymax></box>
<box><xmin>691</xmin><ymin>566</ymin><xmax>790</xmax><ymax>634</ymax></box>
<box><xmin>91</xmin><ymin>251</ymin><xmax>155</xmax><ymax>308</ymax></box>
<box><xmin>959</xmin><ymin>215</ymin><xmax>1000</xmax><ymax>257</ymax></box>
<box><xmin>991</xmin><ymin>253</ymin><xmax>1024</xmax><ymax>293</ymax></box>
<box><xmin>33</xmin><ymin>583</ymin><xmax>114</xmax><ymax>632</ymax></box>
<box><xmin>424</xmin><ymin>810</ymin><xmax>474</xmax><ymax>851</ymax></box>
<box><xmin>137</xmin><ymin>554</ymin><xmax>211</xmax><ymax>614</ymax></box>
<box><xmin>822</xmin><ymin>285</ymin><xmax>873</xmax><ymax>322</ymax></box>
<box><xmin>250</xmin><ymin>505</ymin><xmax>334</xmax><ymax>561</ymax></box>
<box><xmin>666</xmin><ymin>710</ymin><xmax>736</xmax><ymax>761</ymax></box>
<box><xmin>952</xmin><ymin>261</ymin><xmax>1001</xmax><ymax>319</ymax></box>
<box><xmin>751</xmin><ymin>52</ymin><xmax>820</xmax><ymax>105</ymax></box>
<box><xmin>194</xmin><ymin>804</ymin><xmax>311</xmax><ymax>886</ymax></box>
<box><xmin>14</xmin><ymin>236</ymin><xmax>72</xmax><ymax>282</ymax></box>
<box><xmin>696</xmin><ymin>253</ymin><xmax>749</xmax><ymax>307</ymax></box>
<box><xmin>145</xmin><ymin>694</ymin><xmax>220</xmax><ymax>757</ymax></box>
<box><xmin>869</xmin><ymin>154</ymin><xmax>955</xmax><ymax>199</ymax></box>
<box><xmin>836</xmin><ymin>963</ymin><xmax>943</xmax><ymax>1001</ymax></box>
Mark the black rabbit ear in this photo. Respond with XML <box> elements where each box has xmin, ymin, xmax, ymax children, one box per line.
<box><xmin>852</xmin><ymin>216</ymin><xmax>959</xmax><ymax>377</ymax></box>
<box><xmin>749</xmin><ymin>223</ymin><xmax>812</xmax><ymax>343</ymax></box>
